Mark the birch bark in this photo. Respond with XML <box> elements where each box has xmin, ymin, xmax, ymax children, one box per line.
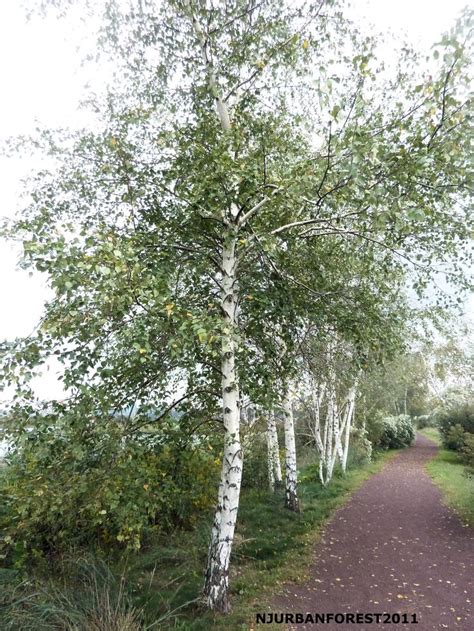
<box><xmin>341</xmin><ymin>380</ymin><xmax>358</xmax><ymax>473</ymax></box>
<box><xmin>186</xmin><ymin>6</ymin><xmax>244</xmax><ymax>611</ymax></box>
<box><xmin>266</xmin><ymin>411</ymin><xmax>282</xmax><ymax>490</ymax></box>
<box><xmin>203</xmin><ymin>231</ymin><xmax>243</xmax><ymax>612</ymax></box>
<box><xmin>325</xmin><ymin>359</ymin><xmax>338</xmax><ymax>482</ymax></box>
<box><xmin>282</xmin><ymin>384</ymin><xmax>299</xmax><ymax>512</ymax></box>
<box><xmin>310</xmin><ymin>378</ymin><xmax>328</xmax><ymax>486</ymax></box>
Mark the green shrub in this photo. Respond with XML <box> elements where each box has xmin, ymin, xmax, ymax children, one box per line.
<box><xmin>378</xmin><ymin>415</ymin><xmax>415</xmax><ymax>450</ymax></box>
<box><xmin>363</xmin><ymin>413</ymin><xmax>385</xmax><ymax>449</ymax></box>
<box><xmin>437</xmin><ymin>402</ymin><xmax>474</xmax><ymax>451</ymax></box>
<box><xmin>415</xmin><ymin>414</ymin><xmax>432</xmax><ymax>429</ymax></box>
<box><xmin>460</xmin><ymin>433</ymin><xmax>474</xmax><ymax>478</ymax></box>
<box><xmin>0</xmin><ymin>414</ymin><xmax>220</xmax><ymax>563</ymax></box>
<box><xmin>396</xmin><ymin>414</ymin><xmax>416</xmax><ymax>446</ymax></box>
<box><xmin>445</xmin><ymin>424</ymin><xmax>467</xmax><ymax>451</ymax></box>
<box><xmin>378</xmin><ymin>417</ymin><xmax>397</xmax><ymax>450</ymax></box>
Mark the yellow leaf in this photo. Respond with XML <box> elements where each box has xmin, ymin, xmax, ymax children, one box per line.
<box><xmin>165</xmin><ymin>303</ymin><xmax>174</xmax><ymax>317</ymax></box>
<box><xmin>302</xmin><ymin>39</ymin><xmax>310</xmax><ymax>49</ymax></box>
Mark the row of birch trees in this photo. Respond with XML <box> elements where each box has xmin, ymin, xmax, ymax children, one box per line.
<box><xmin>2</xmin><ymin>0</ymin><xmax>473</xmax><ymax>615</ymax></box>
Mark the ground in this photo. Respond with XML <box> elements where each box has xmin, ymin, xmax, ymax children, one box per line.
<box><xmin>273</xmin><ymin>434</ymin><xmax>473</xmax><ymax>630</ymax></box>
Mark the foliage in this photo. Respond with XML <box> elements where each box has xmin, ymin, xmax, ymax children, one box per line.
<box><xmin>377</xmin><ymin>415</ymin><xmax>415</xmax><ymax>450</ymax></box>
<box><xmin>358</xmin><ymin>352</ymin><xmax>433</xmax><ymax>422</ymax></box>
<box><xmin>363</xmin><ymin>412</ymin><xmax>383</xmax><ymax>450</ymax></box>
<box><xmin>445</xmin><ymin>423</ymin><xmax>468</xmax><ymax>451</ymax></box>
<box><xmin>0</xmin><ymin>414</ymin><xmax>220</xmax><ymax>562</ymax></box>
<box><xmin>460</xmin><ymin>433</ymin><xmax>474</xmax><ymax>478</ymax></box>
<box><xmin>415</xmin><ymin>414</ymin><xmax>433</xmax><ymax>429</ymax></box>
<box><xmin>436</xmin><ymin>401</ymin><xmax>474</xmax><ymax>450</ymax></box>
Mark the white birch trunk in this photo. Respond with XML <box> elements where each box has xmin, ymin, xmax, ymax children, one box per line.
<box><xmin>310</xmin><ymin>378</ymin><xmax>328</xmax><ymax>486</ymax></box>
<box><xmin>311</xmin><ymin>380</ymin><xmax>325</xmax><ymax>455</ymax></box>
<box><xmin>321</xmin><ymin>379</ymin><xmax>331</xmax><ymax>486</ymax></box>
<box><xmin>203</xmin><ymin>231</ymin><xmax>243</xmax><ymax>613</ymax></box>
<box><xmin>341</xmin><ymin>380</ymin><xmax>358</xmax><ymax>473</ymax></box>
<box><xmin>326</xmin><ymin>377</ymin><xmax>337</xmax><ymax>482</ymax></box>
<box><xmin>186</xmin><ymin>5</ymin><xmax>244</xmax><ymax>612</ymax></box>
<box><xmin>266</xmin><ymin>424</ymin><xmax>275</xmax><ymax>491</ymax></box>
<box><xmin>266</xmin><ymin>411</ymin><xmax>282</xmax><ymax>490</ymax></box>
<box><xmin>333</xmin><ymin>394</ymin><xmax>343</xmax><ymax>464</ymax></box>
<box><xmin>282</xmin><ymin>384</ymin><xmax>299</xmax><ymax>512</ymax></box>
<box><xmin>325</xmin><ymin>354</ymin><xmax>339</xmax><ymax>484</ymax></box>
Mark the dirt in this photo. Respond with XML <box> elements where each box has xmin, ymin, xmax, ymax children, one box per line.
<box><xmin>272</xmin><ymin>435</ymin><xmax>473</xmax><ymax>630</ymax></box>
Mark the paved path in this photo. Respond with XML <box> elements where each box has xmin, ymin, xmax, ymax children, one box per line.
<box><xmin>273</xmin><ymin>435</ymin><xmax>473</xmax><ymax>630</ymax></box>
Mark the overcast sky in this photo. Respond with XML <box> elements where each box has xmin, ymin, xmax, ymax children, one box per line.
<box><xmin>0</xmin><ymin>0</ymin><xmax>471</xmax><ymax>400</ymax></box>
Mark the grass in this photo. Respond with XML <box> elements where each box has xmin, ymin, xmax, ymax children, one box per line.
<box><xmin>122</xmin><ymin>449</ymin><xmax>399</xmax><ymax>630</ymax></box>
<box><xmin>0</xmin><ymin>555</ymin><xmax>143</xmax><ymax>631</ymax></box>
<box><xmin>419</xmin><ymin>427</ymin><xmax>474</xmax><ymax>527</ymax></box>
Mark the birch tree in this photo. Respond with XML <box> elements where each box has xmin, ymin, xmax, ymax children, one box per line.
<box><xmin>266</xmin><ymin>411</ymin><xmax>282</xmax><ymax>491</ymax></box>
<box><xmin>302</xmin><ymin>348</ymin><xmax>360</xmax><ymax>485</ymax></box>
<box><xmin>3</xmin><ymin>0</ymin><xmax>473</xmax><ymax>615</ymax></box>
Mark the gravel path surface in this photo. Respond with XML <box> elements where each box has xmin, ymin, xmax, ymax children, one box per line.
<box><xmin>273</xmin><ymin>434</ymin><xmax>473</xmax><ymax>630</ymax></box>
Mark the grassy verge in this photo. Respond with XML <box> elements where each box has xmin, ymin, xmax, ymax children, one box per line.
<box><xmin>419</xmin><ymin>428</ymin><xmax>474</xmax><ymax>527</ymax></box>
<box><xmin>125</xmin><ymin>449</ymin><xmax>399</xmax><ymax>630</ymax></box>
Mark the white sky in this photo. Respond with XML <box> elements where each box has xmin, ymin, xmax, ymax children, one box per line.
<box><xmin>0</xmin><ymin>0</ymin><xmax>472</xmax><ymax>400</ymax></box>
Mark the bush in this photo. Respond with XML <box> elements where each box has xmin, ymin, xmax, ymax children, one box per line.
<box><xmin>415</xmin><ymin>414</ymin><xmax>432</xmax><ymax>429</ymax></box>
<box><xmin>0</xmin><ymin>414</ymin><xmax>220</xmax><ymax>562</ymax></box>
<box><xmin>395</xmin><ymin>415</ymin><xmax>416</xmax><ymax>446</ymax></box>
<box><xmin>436</xmin><ymin>402</ymin><xmax>474</xmax><ymax>451</ymax></box>
<box><xmin>363</xmin><ymin>413</ymin><xmax>385</xmax><ymax>449</ymax></box>
<box><xmin>445</xmin><ymin>424</ymin><xmax>467</xmax><ymax>451</ymax></box>
<box><xmin>378</xmin><ymin>415</ymin><xmax>415</xmax><ymax>450</ymax></box>
<box><xmin>460</xmin><ymin>433</ymin><xmax>474</xmax><ymax>478</ymax></box>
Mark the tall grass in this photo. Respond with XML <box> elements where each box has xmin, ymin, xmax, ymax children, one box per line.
<box><xmin>1</xmin><ymin>554</ymin><xmax>143</xmax><ymax>631</ymax></box>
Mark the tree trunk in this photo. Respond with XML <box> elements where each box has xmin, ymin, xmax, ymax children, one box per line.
<box><xmin>188</xmin><ymin>5</ymin><xmax>245</xmax><ymax>612</ymax></box>
<box><xmin>341</xmin><ymin>381</ymin><xmax>358</xmax><ymax>473</ymax></box>
<box><xmin>310</xmin><ymin>378</ymin><xmax>327</xmax><ymax>486</ymax></box>
<box><xmin>266</xmin><ymin>411</ymin><xmax>282</xmax><ymax>491</ymax></box>
<box><xmin>203</xmin><ymin>230</ymin><xmax>242</xmax><ymax>613</ymax></box>
<box><xmin>282</xmin><ymin>384</ymin><xmax>299</xmax><ymax>512</ymax></box>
